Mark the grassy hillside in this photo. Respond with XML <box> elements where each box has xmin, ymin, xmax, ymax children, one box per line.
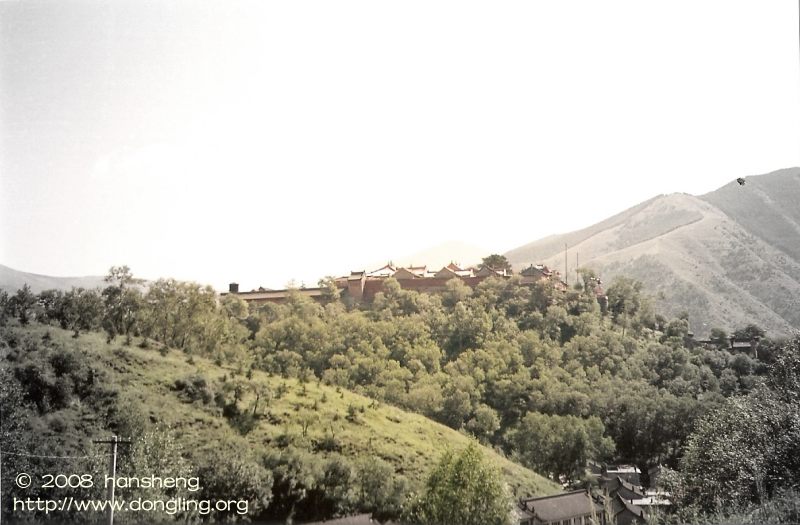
<box><xmin>505</xmin><ymin>169</ymin><xmax>800</xmax><ymax>338</ymax></box>
<box><xmin>14</xmin><ymin>322</ymin><xmax>560</xmax><ymax>501</ymax></box>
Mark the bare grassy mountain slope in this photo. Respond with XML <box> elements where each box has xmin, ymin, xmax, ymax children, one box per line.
<box><xmin>701</xmin><ymin>168</ymin><xmax>800</xmax><ymax>262</ymax></box>
<box><xmin>0</xmin><ymin>263</ymin><xmax>107</xmax><ymax>294</ymax></box>
<box><xmin>505</xmin><ymin>169</ymin><xmax>800</xmax><ymax>338</ymax></box>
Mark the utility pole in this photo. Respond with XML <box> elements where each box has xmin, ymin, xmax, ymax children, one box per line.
<box><xmin>94</xmin><ymin>436</ymin><xmax>131</xmax><ymax>525</ymax></box>
<box><xmin>564</xmin><ymin>243</ymin><xmax>568</xmax><ymax>286</ymax></box>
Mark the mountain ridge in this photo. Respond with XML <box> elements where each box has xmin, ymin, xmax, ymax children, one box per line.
<box><xmin>506</xmin><ymin>168</ymin><xmax>800</xmax><ymax>338</ymax></box>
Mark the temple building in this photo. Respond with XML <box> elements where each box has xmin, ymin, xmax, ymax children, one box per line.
<box><xmin>223</xmin><ymin>261</ymin><xmax>564</xmax><ymax>305</ymax></box>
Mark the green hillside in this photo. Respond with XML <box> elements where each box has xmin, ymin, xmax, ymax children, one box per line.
<box><xmin>3</xmin><ymin>323</ymin><xmax>559</xmax><ymax>513</ymax></box>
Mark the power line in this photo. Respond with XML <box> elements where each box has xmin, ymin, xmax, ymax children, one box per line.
<box><xmin>0</xmin><ymin>450</ymin><xmax>110</xmax><ymax>460</ymax></box>
<box><xmin>0</xmin><ymin>445</ymin><xmax>118</xmax><ymax>524</ymax></box>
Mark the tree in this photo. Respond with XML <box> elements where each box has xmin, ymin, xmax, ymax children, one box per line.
<box><xmin>734</xmin><ymin>324</ymin><xmax>766</xmax><ymax>341</ymax></box>
<box><xmin>197</xmin><ymin>447</ymin><xmax>273</xmax><ymax>520</ymax></box>
<box><xmin>441</xmin><ymin>279</ymin><xmax>473</xmax><ymax>309</ymax></box>
<box><xmin>709</xmin><ymin>327</ymin><xmax>729</xmax><ymax>349</ymax></box>
<box><xmin>304</xmin><ymin>456</ymin><xmax>357</xmax><ymax>519</ymax></box>
<box><xmin>576</xmin><ymin>268</ymin><xmax>599</xmax><ymax>291</ymax></box>
<box><xmin>677</xmin><ymin>339</ymin><xmax>800</xmax><ymax>513</ymax></box>
<box><xmin>318</xmin><ymin>276</ymin><xmax>342</xmax><ymax>305</ymax></box>
<box><xmin>141</xmin><ymin>278</ymin><xmax>223</xmax><ymax>353</ymax></box>
<box><xmin>119</xmin><ymin>426</ymin><xmax>197</xmax><ymax>523</ymax></box>
<box><xmin>509</xmin><ymin>412</ymin><xmax>614</xmax><ymax>484</ymax></box>
<box><xmin>355</xmin><ymin>458</ymin><xmax>409</xmax><ymax>522</ymax></box>
<box><xmin>220</xmin><ymin>294</ymin><xmax>249</xmax><ymax>320</ymax></box>
<box><xmin>413</xmin><ymin>442</ymin><xmax>513</xmax><ymax>525</ymax></box>
<box><xmin>298</xmin><ymin>409</ymin><xmax>318</xmax><ymax>437</ymax></box>
<box><xmin>466</xmin><ymin>404</ymin><xmax>501</xmax><ymax>443</ymax></box>
<box><xmin>38</xmin><ymin>289</ymin><xmax>66</xmax><ymax>326</ymax></box>
<box><xmin>64</xmin><ymin>288</ymin><xmax>103</xmax><ymax>335</ymax></box>
<box><xmin>250</xmin><ymin>383</ymin><xmax>271</xmax><ymax>416</ymax></box>
<box><xmin>481</xmin><ymin>254</ymin><xmax>512</xmax><ymax>271</ymax></box>
<box><xmin>679</xmin><ymin>393</ymin><xmax>780</xmax><ymax>512</ymax></box>
<box><xmin>0</xmin><ymin>369</ymin><xmax>36</xmax><ymax>523</ymax></box>
<box><xmin>605</xmin><ymin>277</ymin><xmax>649</xmax><ymax>336</ymax></box>
<box><xmin>102</xmin><ymin>266</ymin><xmax>142</xmax><ymax>343</ymax></box>
<box><xmin>528</xmin><ymin>279</ymin><xmax>557</xmax><ymax>314</ymax></box>
<box><xmin>0</xmin><ymin>290</ymin><xmax>9</xmax><ymax>325</ymax></box>
<box><xmin>8</xmin><ymin>284</ymin><xmax>37</xmax><ymax>325</ymax></box>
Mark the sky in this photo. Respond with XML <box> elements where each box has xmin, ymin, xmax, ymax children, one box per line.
<box><xmin>1</xmin><ymin>0</ymin><xmax>799</xmax><ymax>290</ymax></box>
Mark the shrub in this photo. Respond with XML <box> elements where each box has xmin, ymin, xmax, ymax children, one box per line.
<box><xmin>173</xmin><ymin>375</ymin><xmax>213</xmax><ymax>404</ymax></box>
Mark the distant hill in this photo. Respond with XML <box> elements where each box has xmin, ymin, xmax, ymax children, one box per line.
<box><xmin>0</xmin><ymin>264</ymin><xmax>107</xmax><ymax>294</ymax></box>
<box><xmin>506</xmin><ymin>168</ymin><xmax>800</xmax><ymax>338</ymax></box>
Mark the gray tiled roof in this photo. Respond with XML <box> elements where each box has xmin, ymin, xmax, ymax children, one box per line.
<box><xmin>520</xmin><ymin>490</ymin><xmax>600</xmax><ymax>522</ymax></box>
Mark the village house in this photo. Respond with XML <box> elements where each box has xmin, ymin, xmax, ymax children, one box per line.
<box><xmin>517</xmin><ymin>478</ymin><xmax>669</xmax><ymax>525</ymax></box>
<box><xmin>630</xmin><ymin>494</ymin><xmax>673</xmax><ymax>510</ymax></box>
<box><xmin>729</xmin><ymin>335</ymin><xmax>760</xmax><ymax>359</ymax></box>
<box><xmin>601</xmin><ymin>465</ymin><xmax>642</xmax><ymax>486</ymax></box>
<box><xmin>599</xmin><ymin>476</ymin><xmax>646</xmax><ymax>501</ymax></box>
<box><xmin>517</xmin><ymin>490</ymin><xmax>605</xmax><ymax>525</ymax></box>
<box><xmin>691</xmin><ymin>334</ymin><xmax>761</xmax><ymax>359</ymax></box>
<box><xmin>609</xmin><ymin>494</ymin><xmax>648</xmax><ymax>525</ymax></box>
<box><xmin>299</xmin><ymin>514</ymin><xmax>399</xmax><ymax>525</ymax></box>
<box><xmin>520</xmin><ymin>264</ymin><xmax>562</xmax><ymax>287</ymax></box>
<box><xmin>222</xmin><ymin>282</ymin><xmax>333</xmax><ymax>304</ymax></box>
<box><xmin>591</xmin><ymin>464</ymin><xmax>671</xmax><ymax>525</ymax></box>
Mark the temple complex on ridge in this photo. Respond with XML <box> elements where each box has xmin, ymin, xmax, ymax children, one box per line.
<box><xmin>223</xmin><ymin>262</ymin><xmax>578</xmax><ymax>305</ymax></box>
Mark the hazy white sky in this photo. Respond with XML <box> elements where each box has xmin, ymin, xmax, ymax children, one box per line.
<box><xmin>1</xmin><ymin>1</ymin><xmax>799</xmax><ymax>290</ymax></box>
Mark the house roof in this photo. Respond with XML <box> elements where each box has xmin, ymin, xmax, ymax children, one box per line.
<box><xmin>366</xmin><ymin>264</ymin><xmax>397</xmax><ymax>278</ymax></box>
<box><xmin>520</xmin><ymin>264</ymin><xmax>545</xmax><ymax>277</ymax></box>
<box><xmin>299</xmin><ymin>513</ymin><xmax>399</xmax><ymax>525</ymax></box>
<box><xmin>521</xmin><ymin>264</ymin><xmax>557</xmax><ymax>278</ymax></box>
<box><xmin>599</xmin><ymin>476</ymin><xmax>645</xmax><ymax>498</ymax></box>
<box><xmin>605</xmin><ymin>464</ymin><xmax>641</xmax><ymax>474</ymax></box>
<box><xmin>631</xmin><ymin>495</ymin><xmax>672</xmax><ymax>506</ymax></box>
<box><xmin>520</xmin><ymin>490</ymin><xmax>600</xmax><ymax>522</ymax></box>
<box><xmin>393</xmin><ymin>268</ymin><xmax>421</xmax><ymax>280</ymax></box>
<box><xmin>476</xmin><ymin>266</ymin><xmax>509</xmax><ymax>277</ymax></box>
<box><xmin>223</xmin><ymin>287</ymin><xmax>329</xmax><ymax>301</ymax></box>
<box><xmin>612</xmin><ymin>494</ymin><xmax>647</xmax><ymax>521</ymax></box>
<box><xmin>619</xmin><ymin>477</ymin><xmax>645</xmax><ymax>494</ymax></box>
<box><xmin>515</xmin><ymin>506</ymin><xmax>535</xmax><ymax>521</ymax></box>
<box><xmin>434</xmin><ymin>267</ymin><xmax>459</xmax><ymax>278</ymax></box>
